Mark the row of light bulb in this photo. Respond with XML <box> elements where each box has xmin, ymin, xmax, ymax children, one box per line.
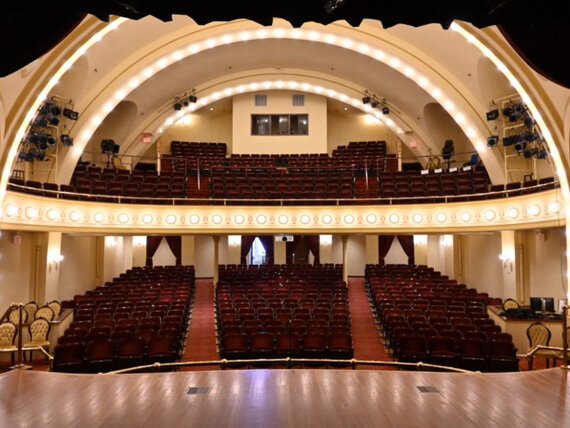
<box><xmin>4</xmin><ymin>202</ymin><xmax>561</xmax><ymax>225</ymax></box>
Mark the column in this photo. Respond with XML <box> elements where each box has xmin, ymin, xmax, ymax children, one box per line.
<box><xmin>319</xmin><ymin>235</ymin><xmax>333</xmax><ymax>264</ymax></box>
<box><xmin>181</xmin><ymin>235</ymin><xmax>195</xmax><ymax>266</ymax></box>
<box><xmin>413</xmin><ymin>235</ymin><xmax>428</xmax><ymax>266</ymax></box>
<box><xmin>44</xmin><ymin>232</ymin><xmax>63</xmax><ymax>303</ymax></box>
<box><xmin>213</xmin><ymin>235</ymin><xmax>220</xmax><ymax>286</ymax></box>
<box><xmin>341</xmin><ymin>235</ymin><xmax>348</xmax><ymax>284</ymax></box>
<box><xmin>365</xmin><ymin>235</ymin><xmax>379</xmax><ymax>265</ymax></box>
<box><xmin>228</xmin><ymin>235</ymin><xmax>242</xmax><ymax>264</ymax></box>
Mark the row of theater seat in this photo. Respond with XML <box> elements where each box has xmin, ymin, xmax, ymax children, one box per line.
<box><xmin>52</xmin><ymin>265</ymin><xmax>194</xmax><ymax>373</ymax></box>
<box><xmin>216</xmin><ymin>264</ymin><xmax>353</xmax><ymax>360</ymax></box>
<box><xmin>366</xmin><ymin>264</ymin><xmax>518</xmax><ymax>372</ymax></box>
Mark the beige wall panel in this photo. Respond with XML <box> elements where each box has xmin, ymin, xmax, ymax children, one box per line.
<box><xmin>462</xmin><ymin>233</ymin><xmax>504</xmax><ymax>299</ymax></box>
<box><xmin>232</xmin><ymin>91</ymin><xmax>327</xmax><ymax>154</ymax></box>
<box><xmin>0</xmin><ymin>231</ymin><xmax>34</xmax><ymax>310</ymax></box>
<box><xmin>195</xmin><ymin>235</ymin><xmax>214</xmax><ymax>278</ymax></box>
<box><xmin>163</xmin><ymin>111</ymin><xmax>233</xmax><ymax>153</ymax></box>
<box><xmin>527</xmin><ymin>227</ymin><xmax>566</xmax><ymax>303</ymax></box>
<box><xmin>59</xmin><ymin>235</ymin><xmax>98</xmax><ymax>301</ymax></box>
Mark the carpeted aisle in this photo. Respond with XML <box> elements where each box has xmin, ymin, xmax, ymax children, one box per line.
<box><xmin>181</xmin><ymin>279</ymin><xmax>219</xmax><ymax>369</ymax></box>
<box><xmin>347</xmin><ymin>277</ymin><xmax>394</xmax><ymax>369</ymax></box>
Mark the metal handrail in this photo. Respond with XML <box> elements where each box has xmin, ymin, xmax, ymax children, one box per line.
<box><xmin>104</xmin><ymin>357</ymin><xmax>474</xmax><ymax>375</ymax></box>
<box><xmin>6</xmin><ymin>180</ymin><xmax>559</xmax><ymax>207</ymax></box>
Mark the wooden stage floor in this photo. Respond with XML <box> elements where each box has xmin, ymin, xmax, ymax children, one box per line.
<box><xmin>1</xmin><ymin>368</ymin><xmax>569</xmax><ymax>427</ymax></box>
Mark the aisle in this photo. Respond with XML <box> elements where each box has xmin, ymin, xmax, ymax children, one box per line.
<box><xmin>181</xmin><ymin>279</ymin><xmax>218</xmax><ymax>369</ymax></box>
<box><xmin>347</xmin><ymin>277</ymin><xmax>394</xmax><ymax>369</ymax></box>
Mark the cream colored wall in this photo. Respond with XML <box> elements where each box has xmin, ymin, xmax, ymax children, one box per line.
<box><xmin>525</xmin><ymin>227</ymin><xmax>566</xmax><ymax>303</ymax></box>
<box><xmin>462</xmin><ymin>233</ymin><xmax>504</xmax><ymax>298</ymax></box>
<box><xmin>347</xmin><ymin>235</ymin><xmax>366</xmax><ymax>276</ymax></box>
<box><xmin>0</xmin><ymin>231</ymin><xmax>34</xmax><ymax>310</ymax></box>
<box><xmin>327</xmin><ymin>112</ymin><xmax>401</xmax><ymax>155</ymax></box>
<box><xmin>59</xmin><ymin>235</ymin><xmax>99</xmax><ymax>301</ymax></box>
<box><xmin>103</xmin><ymin>236</ymin><xmax>133</xmax><ymax>283</ymax></box>
<box><xmin>274</xmin><ymin>240</ymin><xmax>286</xmax><ymax>265</ymax></box>
<box><xmin>132</xmin><ymin>237</ymin><xmax>146</xmax><ymax>267</ymax></box>
<box><xmin>219</xmin><ymin>236</ymin><xmax>230</xmax><ymax>265</ymax></box>
<box><xmin>162</xmin><ymin>111</ymin><xmax>233</xmax><ymax>153</ymax></box>
<box><xmin>232</xmin><ymin>91</ymin><xmax>327</xmax><ymax>154</ymax></box>
<box><xmin>181</xmin><ymin>235</ymin><xmax>195</xmax><ymax>266</ymax></box>
<box><xmin>195</xmin><ymin>235</ymin><xmax>214</xmax><ymax>278</ymax></box>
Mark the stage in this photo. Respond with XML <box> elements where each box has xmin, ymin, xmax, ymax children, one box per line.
<box><xmin>1</xmin><ymin>368</ymin><xmax>568</xmax><ymax>427</ymax></box>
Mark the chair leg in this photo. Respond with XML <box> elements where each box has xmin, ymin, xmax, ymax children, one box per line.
<box><xmin>546</xmin><ymin>358</ymin><xmax>550</xmax><ymax>369</ymax></box>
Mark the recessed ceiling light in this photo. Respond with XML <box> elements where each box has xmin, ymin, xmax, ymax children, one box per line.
<box><xmin>343</xmin><ymin>107</ymin><xmax>348</xmax><ymax>111</ymax></box>
<box><xmin>209</xmin><ymin>107</ymin><xmax>214</xmax><ymax>111</ymax></box>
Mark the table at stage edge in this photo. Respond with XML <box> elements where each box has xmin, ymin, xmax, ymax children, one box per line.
<box><xmin>487</xmin><ymin>305</ymin><xmax>566</xmax><ymax>353</ymax></box>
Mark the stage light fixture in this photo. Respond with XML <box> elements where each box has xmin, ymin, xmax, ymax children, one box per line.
<box><xmin>502</xmin><ymin>134</ymin><xmax>523</xmax><ymax>147</ymax></box>
<box><xmin>523</xmin><ymin>148</ymin><xmax>538</xmax><ymax>159</ymax></box>
<box><xmin>63</xmin><ymin>108</ymin><xmax>79</xmax><ymax>120</ymax></box>
<box><xmin>382</xmin><ymin>106</ymin><xmax>390</xmax><ymax>115</ymax></box>
<box><xmin>536</xmin><ymin>150</ymin><xmax>548</xmax><ymax>160</ymax></box>
<box><xmin>46</xmin><ymin>136</ymin><xmax>57</xmax><ymax>146</ymax></box>
<box><xmin>188</xmin><ymin>94</ymin><xmax>198</xmax><ymax>103</ymax></box>
<box><xmin>370</xmin><ymin>100</ymin><xmax>379</xmax><ymax>108</ymax></box>
<box><xmin>487</xmin><ymin>135</ymin><xmax>499</xmax><ymax>147</ymax></box>
<box><xmin>35</xmin><ymin>117</ymin><xmax>49</xmax><ymax>127</ymax></box>
<box><xmin>101</xmin><ymin>139</ymin><xmax>116</xmax><ymax>154</ymax></box>
<box><xmin>174</xmin><ymin>102</ymin><xmax>182</xmax><ymax>111</ymax></box>
<box><xmin>442</xmin><ymin>139</ymin><xmax>455</xmax><ymax>161</ymax></box>
<box><xmin>514</xmin><ymin>141</ymin><xmax>527</xmax><ymax>153</ymax></box>
<box><xmin>61</xmin><ymin>134</ymin><xmax>74</xmax><ymax>147</ymax></box>
<box><xmin>523</xmin><ymin>132</ymin><xmax>540</xmax><ymax>143</ymax></box>
<box><xmin>486</xmin><ymin>109</ymin><xmax>499</xmax><ymax>121</ymax></box>
<box><xmin>362</xmin><ymin>96</ymin><xmax>371</xmax><ymax>104</ymax></box>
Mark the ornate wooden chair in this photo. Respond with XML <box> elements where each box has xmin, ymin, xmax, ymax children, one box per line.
<box><xmin>24</xmin><ymin>318</ymin><xmax>51</xmax><ymax>362</ymax></box>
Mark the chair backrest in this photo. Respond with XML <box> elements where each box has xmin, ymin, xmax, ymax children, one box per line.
<box><xmin>35</xmin><ymin>306</ymin><xmax>55</xmax><ymax>322</ymax></box>
<box><xmin>8</xmin><ymin>307</ymin><xmax>28</xmax><ymax>325</ymax></box>
<box><xmin>48</xmin><ymin>300</ymin><xmax>62</xmax><ymax>318</ymax></box>
<box><xmin>28</xmin><ymin>318</ymin><xmax>51</xmax><ymax>341</ymax></box>
<box><xmin>526</xmin><ymin>322</ymin><xmax>551</xmax><ymax>347</ymax></box>
<box><xmin>502</xmin><ymin>298</ymin><xmax>520</xmax><ymax>311</ymax></box>
<box><xmin>23</xmin><ymin>302</ymin><xmax>39</xmax><ymax>322</ymax></box>
<box><xmin>0</xmin><ymin>322</ymin><xmax>17</xmax><ymax>346</ymax></box>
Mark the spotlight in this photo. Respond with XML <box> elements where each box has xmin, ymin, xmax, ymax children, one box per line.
<box><xmin>46</xmin><ymin>136</ymin><xmax>57</xmax><ymax>146</ymax></box>
<box><xmin>174</xmin><ymin>102</ymin><xmax>182</xmax><ymax>111</ymax></box>
<box><xmin>514</xmin><ymin>141</ymin><xmax>527</xmax><ymax>153</ymax></box>
<box><xmin>523</xmin><ymin>132</ymin><xmax>540</xmax><ymax>143</ymax></box>
<box><xmin>382</xmin><ymin>106</ymin><xmax>390</xmax><ymax>115</ymax></box>
<box><xmin>101</xmin><ymin>139</ymin><xmax>116</xmax><ymax>154</ymax></box>
<box><xmin>61</xmin><ymin>134</ymin><xmax>74</xmax><ymax>147</ymax></box>
<box><xmin>182</xmin><ymin>99</ymin><xmax>189</xmax><ymax>107</ymax></box>
<box><xmin>112</xmin><ymin>143</ymin><xmax>120</xmax><ymax>154</ymax></box>
<box><xmin>442</xmin><ymin>139</ymin><xmax>455</xmax><ymax>161</ymax></box>
<box><xmin>63</xmin><ymin>108</ymin><xmax>79</xmax><ymax>120</ymax></box>
<box><xmin>502</xmin><ymin>134</ymin><xmax>523</xmax><ymax>147</ymax></box>
<box><xmin>487</xmin><ymin>135</ymin><xmax>499</xmax><ymax>147</ymax></box>
<box><xmin>486</xmin><ymin>108</ymin><xmax>499</xmax><ymax>121</ymax></box>
<box><xmin>370</xmin><ymin>100</ymin><xmax>379</xmax><ymax>108</ymax></box>
<box><xmin>40</xmin><ymin>102</ymin><xmax>61</xmax><ymax>117</ymax></box>
<box><xmin>324</xmin><ymin>0</ymin><xmax>347</xmax><ymax>14</ymax></box>
<box><xmin>35</xmin><ymin>117</ymin><xmax>49</xmax><ymax>127</ymax></box>
<box><xmin>536</xmin><ymin>150</ymin><xmax>548</xmax><ymax>160</ymax></box>
<box><xmin>362</xmin><ymin>96</ymin><xmax>371</xmax><ymax>104</ymax></box>
<box><xmin>18</xmin><ymin>151</ymin><xmax>34</xmax><ymax>162</ymax></box>
<box><xmin>524</xmin><ymin>117</ymin><xmax>536</xmax><ymax>128</ymax></box>
<box><xmin>188</xmin><ymin>95</ymin><xmax>198</xmax><ymax>103</ymax></box>
<box><xmin>49</xmin><ymin>117</ymin><xmax>60</xmax><ymax>126</ymax></box>
<box><xmin>523</xmin><ymin>148</ymin><xmax>538</xmax><ymax>159</ymax></box>
<box><xmin>502</xmin><ymin>104</ymin><xmax>525</xmax><ymax>122</ymax></box>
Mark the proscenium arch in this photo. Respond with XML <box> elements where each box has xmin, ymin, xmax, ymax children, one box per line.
<box><xmin>43</xmin><ymin>20</ymin><xmax>506</xmax><ymax>185</ymax></box>
<box><xmin>1</xmin><ymin>17</ymin><xmax>568</xmax><ymax>297</ymax></box>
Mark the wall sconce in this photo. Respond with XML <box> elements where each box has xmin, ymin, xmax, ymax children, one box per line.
<box><xmin>48</xmin><ymin>254</ymin><xmax>64</xmax><ymax>272</ymax></box>
<box><xmin>106</xmin><ymin>237</ymin><xmax>118</xmax><ymax>248</ymax></box>
<box><xmin>133</xmin><ymin>236</ymin><xmax>146</xmax><ymax>247</ymax></box>
<box><xmin>441</xmin><ymin>235</ymin><xmax>453</xmax><ymax>248</ymax></box>
<box><xmin>228</xmin><ymin>235</ymin><xmax>241</xmax><ymax>247</ymax></box>
<box><xmin>499</xmin><ymin>253</ymin><xmax>513</xmax><ymax>274</ymax></box>
<box><xmin>320</xmin><ymin>235</ymin><xmax>333</xmax><ymax>246</ymax></box>
<box><xmin>414</xmin><ymin>235</ymin><xmax>428</xmax><ymax>246</ymax></box>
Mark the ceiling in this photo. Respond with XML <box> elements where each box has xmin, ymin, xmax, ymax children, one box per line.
<box><xmin>1</xmin><ymin>1</ymin><xmax>569</xmax><ymax>87</ymax></box>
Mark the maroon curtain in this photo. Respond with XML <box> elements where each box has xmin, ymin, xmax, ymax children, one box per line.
<box><xmin>306</xmin><ymin>235</ymin><xmax>320</xmax><ymax>264</ymax></box>
<box><xmin>146</xmin><ymin>236</ymin><xmax>164</xmax><ymax>266</ymax></box>
<box><xmin>397</xmin><ymin>235</ymin><xmax>415</xmax><ymax>265</ymax></box>
<box><xmin>165</xmin><ymin>236</ymin><xmax>182</xmax><ymax>266</ymax></box>
<box><xmin>240</xmin><ymin>236</ymin><xmax>256</xmax><ymax>264</ymax></box>
<box><xmin>378</xmin><ymin>235</ymin><xmax>395</xmax><ymax>265</ymax></box>
<box><xmin>257</xmin><ymin>235</ymin><xmax>274</xmax><ymax>265</ymax></box>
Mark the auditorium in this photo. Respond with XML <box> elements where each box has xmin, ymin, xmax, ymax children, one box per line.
<box><xmin>1</xmin><ymin>2</ymin><xmax>569</xmax><ymax>426</ymax></box>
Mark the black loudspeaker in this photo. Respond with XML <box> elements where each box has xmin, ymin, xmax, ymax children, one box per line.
<box><xmin>101</xmin><ymin>139</ymin><xmax>116</xmax><ymax>154</ymax></box>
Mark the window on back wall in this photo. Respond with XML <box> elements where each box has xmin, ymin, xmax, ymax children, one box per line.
<box><xmin>292</xmin><ymin>94</ymin><xmax>305</xmax><ymax>106</ymax></box>
<box><xmin>255</xmin><ymin>95</ymin><xmax>267</xmax><ymax>107</ymax></box>
<box><xmin>251</xmin><ymin>114</ymin><xmax>308</xmax><ymax>135</ymax></box>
